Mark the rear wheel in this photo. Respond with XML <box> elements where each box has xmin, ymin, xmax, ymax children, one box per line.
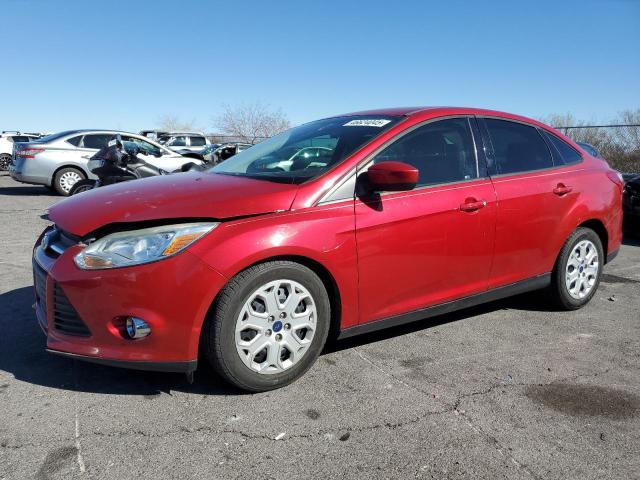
<box><xmin>0</xmin><ymin>154</ymin><xmax>12</xmax><ymax>171</ymax></box>
<box><xmin>550</xmin><ymin>227</ymin><xmax>603</xmax><ymax>310</ymax></box>
<box><xmin>203</xmin><ymin>261</ymin><xmax>330</xmax><ymax>392</ymax></box>
<box><xmin>53</xmin><ymin>167</ymin><xmax>86</xmax><ymax>196</ymax></box>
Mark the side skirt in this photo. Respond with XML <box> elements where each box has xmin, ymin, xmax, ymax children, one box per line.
<box><xmin>338</xmin><ymin>273</ymin><xmax>551</xmax><ymax>339</ymax></box>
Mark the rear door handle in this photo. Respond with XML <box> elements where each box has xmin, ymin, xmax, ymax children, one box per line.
<box><xmin>81</xmin><ymin>155</ymin><xmax>91</xmax><ymax>159</ymax></box>
<box><xmin>553</xmin><ymin>183</ymin><xmax>573</xmax><ymax>196</ymax></box>
<box><xmin>460</xmin><ymin>199</ymin><xmax>487</xmax><ymax>212</ymax></box>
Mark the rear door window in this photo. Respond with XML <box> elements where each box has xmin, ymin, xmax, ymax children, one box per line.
<box><xmin>82</xmin><ymin>134</ymin><xmax>114</xmax><ymax>149</ymax></box>
<box><xmin>189</xmin><ymin>136</ymin><xmax>206</xmax><ymax>147</ymax></box>
<box><xmin>542</xmin><ymin>131</ymin><xmax>582</xmax><ymax>165</ymax></box>
<box><xmin>11</xmin><ymin>136</ymin><xmax>31</xmax><ymax>142</ymax></box>
<box><xmin>484</xmin><ymin>119</ymin><xmax>553</xmax><ymax>174</ymax></box>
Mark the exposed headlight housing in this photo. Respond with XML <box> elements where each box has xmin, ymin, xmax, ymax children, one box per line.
<box><xmin>74</xmin><ymin>222</ymin><xmax>218</xmax><ymax>270</ymax></box>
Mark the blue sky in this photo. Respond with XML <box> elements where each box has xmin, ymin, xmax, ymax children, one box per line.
<box><xmin>1</xmin><ymin>0</ymin><xmax>638</xmax><ymax>132</ymax></box>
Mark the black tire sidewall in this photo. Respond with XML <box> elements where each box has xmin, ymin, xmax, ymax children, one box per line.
<box><xmin>553</xmin><ymin>228</ymin><xmax>604</xmax><ymax>309</ymax></box>
<box><xmin>208</xmin><ymin>262</ymin><xmax>330</xmax><ymax>392</ymax></box>
<box><xmin>0</xmin><ymin>154</ymin><xmax>11</xmax><ymax>171</ymax></box>
<box><xmin>69</xmin><ymin>180</ymin><xmax>95</xmax><ymax>195</ymax></box>
<box><xmin>53</xmin><ymin>168</ymin><xmax>85</xmax><ymax>196</ymax></box>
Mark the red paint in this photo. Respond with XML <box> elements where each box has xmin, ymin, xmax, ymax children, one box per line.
<box><xmin>367</xmin><ymin>161</ymin><xmax>419</xmax><ymax>191</ymax></box>
<box><xmin>39</xmin><ymin>107</ymin><xmax>622</xmax><ymax>367</ymax></box>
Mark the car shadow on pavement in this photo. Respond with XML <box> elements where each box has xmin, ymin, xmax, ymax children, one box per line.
<box><xmin>326</xmin><ymin>290</ymin><xmax>556</xmax><ymax>354</ymax></box>
<box><xmin>0</xmin><ymin>185</ymin><xmax>53</xmax><ymax>196</ymax></box>
<box><xmin>622</xmin><ymin>235</ymin><xmax>640</xmax><ymax>246</ymax></box>
<box><xmin>0</xmin><ymin>286</ymin><xmax>241</xmax><ymax>396</ymax></box>
<box><xmin>0</xmin><ymin>285</ymin><xmax>560</xmax><ymax>396</ymax></box>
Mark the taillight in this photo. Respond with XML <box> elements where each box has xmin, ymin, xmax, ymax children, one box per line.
<box><xmin>17</xmin><ymin>147</ymin><xmax>45</xmax><ymax>159</ymax></box>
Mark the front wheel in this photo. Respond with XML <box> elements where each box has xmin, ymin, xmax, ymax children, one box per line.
<box><xmin>69</xmin><ymin>179</ymin><xmax>96</xmax><ymax>195</ymax></box>
<box><xmin>203</xmin><ymin>261</ymin><xmax>330</xmax><ymax>392</ymax></box>
<box><xmin>550</xmin><ymin>227</ymin><xmax>604</xmax><ymax>310</ymax></box>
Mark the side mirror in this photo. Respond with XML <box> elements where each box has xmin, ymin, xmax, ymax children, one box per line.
<box><xmin>365</xmin><ymin>161</ymin><xmax>419</xmax><ymax>192</ymax></box>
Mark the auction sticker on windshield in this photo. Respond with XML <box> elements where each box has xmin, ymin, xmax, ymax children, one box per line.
<box><xmin>343</xmin><ymin>119</ymin><xmax>392</xmax><ymax>127</ymax></box>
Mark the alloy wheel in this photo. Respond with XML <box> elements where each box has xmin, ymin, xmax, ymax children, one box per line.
<box><xmin>565</xmin><ymin>239</ymin><xmax>599</xmax><ymax>299</ymax></box>
<box><xmin>235</xmin><ymin>279</ymin><xmax>317</xmax><ymax>374</ymax></box>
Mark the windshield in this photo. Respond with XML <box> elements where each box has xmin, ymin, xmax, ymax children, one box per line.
<box><xmin>210</xmin><ymin>115</ymin><xmax>401</xmax><ymax>183</ymax></box>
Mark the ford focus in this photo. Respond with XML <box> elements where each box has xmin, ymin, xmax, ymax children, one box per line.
<box><xmin>32</xmin><ymin>107</ymin><xmax>623</xmax><ymax>391</ymax></box>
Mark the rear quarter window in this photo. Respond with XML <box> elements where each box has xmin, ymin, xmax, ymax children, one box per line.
<box><xmin>190</xmin><ymin>136</ymin><xmax>206</xmax><ymax>147</ymax></box>
<box><xmin>66</xmin><ymin>135</ymin><xmax>83</xmax><ymax>147</ymax></box>
<box><xmin>542</xmin><ymin>131</ymin><xmax>582</xmax><ymax>165</ymax></box>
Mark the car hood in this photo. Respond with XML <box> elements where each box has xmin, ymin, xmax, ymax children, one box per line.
<box><xmin>49</xmin><ymin>172</ymin><xmax>299</xmax><ymax>236</ymax></box>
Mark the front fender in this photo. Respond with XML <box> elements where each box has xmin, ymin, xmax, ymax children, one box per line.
<box><xmin>188</xmin><ymin>203</ymin><xmax>360</xmax><ymax>328</ymax></box>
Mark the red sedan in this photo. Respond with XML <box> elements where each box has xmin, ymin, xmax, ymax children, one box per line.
<box><xmin>33</xmin><ymin>107</ymin><xmax>623</xmax><ymax>391</ymax></box>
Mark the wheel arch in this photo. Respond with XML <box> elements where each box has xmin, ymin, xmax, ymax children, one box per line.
<box><xmin>577</xmin><ymin>218</ymin><xmax>608</xmax><ymax>262</ymax></box>
<box><xmin>199</xmin><ymin>254</ymin><xmax>343</xmax><ymax>351</ymax></box>
<box><xmin>52</xmin><ymin>164</ymin><xmax>88</xmax><ymax>182</ymax></box>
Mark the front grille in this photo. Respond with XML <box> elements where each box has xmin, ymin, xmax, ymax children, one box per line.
<box><xmin>53</xmin><ymin>283</ymin><xmax>91</xmax><ymax>337</ymax></box>
<box><xmin>33</xmin><ymin>260</ymin><xmax>47</xmax><ymax>312</ymax></box>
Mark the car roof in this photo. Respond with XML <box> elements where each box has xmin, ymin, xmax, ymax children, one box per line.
<box><xmin>43</xmin><ymin>129</ymin><xmax>135</xmax><ymax>137</ymax></box>
<box><xmin>333</xmin><ymin>106</ymin><xmax>545</xmax><ymax>124</ymax></box>
<box><xmin>49</xmin><ymin>129</ymin><xmax>158</xmax><ymax>138</ymax></box>
<box><xmin>160</xmin><ymin>132</ymin><xmax>206</xmax><ymax>136</ymax></box>
<box><xmin>328</xmin><ymin>106</ymin><xmax>558</xmax><ymax>134</ymax></box>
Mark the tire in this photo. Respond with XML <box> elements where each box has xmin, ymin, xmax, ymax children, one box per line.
<box><xmin>203</xmin><ymin>261</ymin><xmax>330</xmax><ymax>392</ymax></box>
<box><xmin>69</xmin><ymin>179</ymin><xmax>96</xmax><ymax>195</ymax></box>
<box><xmin>550</xmin><ymin>227</ymin><xmax>604</xmax><ymax>310</ymax></box>
<box><xmin>0</xmin><ymin>154</ymin><xmax>11</xmax><ymax>171</ymax></box>
<box><xmin>53</xmin><ymin>167</ymin><xmax>86</xmax><ymax>196</ymax></box>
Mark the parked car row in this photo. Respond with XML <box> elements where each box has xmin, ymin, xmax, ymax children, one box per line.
<box><xmin>8</xmin><ymin>130</ymin><xmax>204</xmax><ymax>195</ymax></box>
<box><xmin>156</xmin><ymin>132</ymin><xmax>211</xmax><ymax>152</ymax></box>
<box><xmin>0</xmin><ymin>131</ymin><xmax>46</xmax><ymax>170</ymax></box>
<box><xmin>177</xmin><ymin>142</ymin><xmax>252</xmax><ymax>164</ymax></box>
<box><xmin>5</xmin><ymin>127</ymin><xmax>253</xmax><ymax>195</ymax></box>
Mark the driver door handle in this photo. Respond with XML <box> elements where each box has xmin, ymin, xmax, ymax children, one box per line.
<box><xmin>81</xmin><ymin>155</ymin><xmax>91</xmax><ymax>159</ymax></box>
<box><xmin>460</xmin><ymin>198</ymin><xmax>487</xmax><ymax>212</ymax></box>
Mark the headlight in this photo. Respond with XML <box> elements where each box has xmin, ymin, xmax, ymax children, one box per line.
<box><xmin>74</xmin><ymin>222</ymin><xmax>218</xmax><ymax>270</ymax></box>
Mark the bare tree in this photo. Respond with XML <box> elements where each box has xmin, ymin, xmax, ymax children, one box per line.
<box><xmin>156</xmin><ymin>114</ymin><xmax>199</xmax><ymax>132</ymax></box>
<box><xmin>214</xmin><ymin>102</ymin><xmax>291</xmax><ymax>144</ymax></box>
<box><xmin>610</xmin><ymin>109</ymin><xmax>640</xmax><ymax>153</ymax></box>
<box><xmin>540</xmin><ymin>111</ymin><xmax>640</xmax><ymax>172</ymax></box>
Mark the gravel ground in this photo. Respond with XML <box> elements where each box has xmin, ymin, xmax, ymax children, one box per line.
<box><xmin>0</xmin><ymin>172</ymin><xmax>638</xmax><ymax>480</ymax></box>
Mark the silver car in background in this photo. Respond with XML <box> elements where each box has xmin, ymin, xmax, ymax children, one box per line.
<box><xmin>9</xmin><ymin>130</ymin><xmax>202</xmax><ymax>195</ymax></box>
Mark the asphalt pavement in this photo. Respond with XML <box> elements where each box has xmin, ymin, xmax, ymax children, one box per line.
<box><xmin>0</xmin><ymin>173</ymin><xmax>638</xmax><ymax>480</ymax></box>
